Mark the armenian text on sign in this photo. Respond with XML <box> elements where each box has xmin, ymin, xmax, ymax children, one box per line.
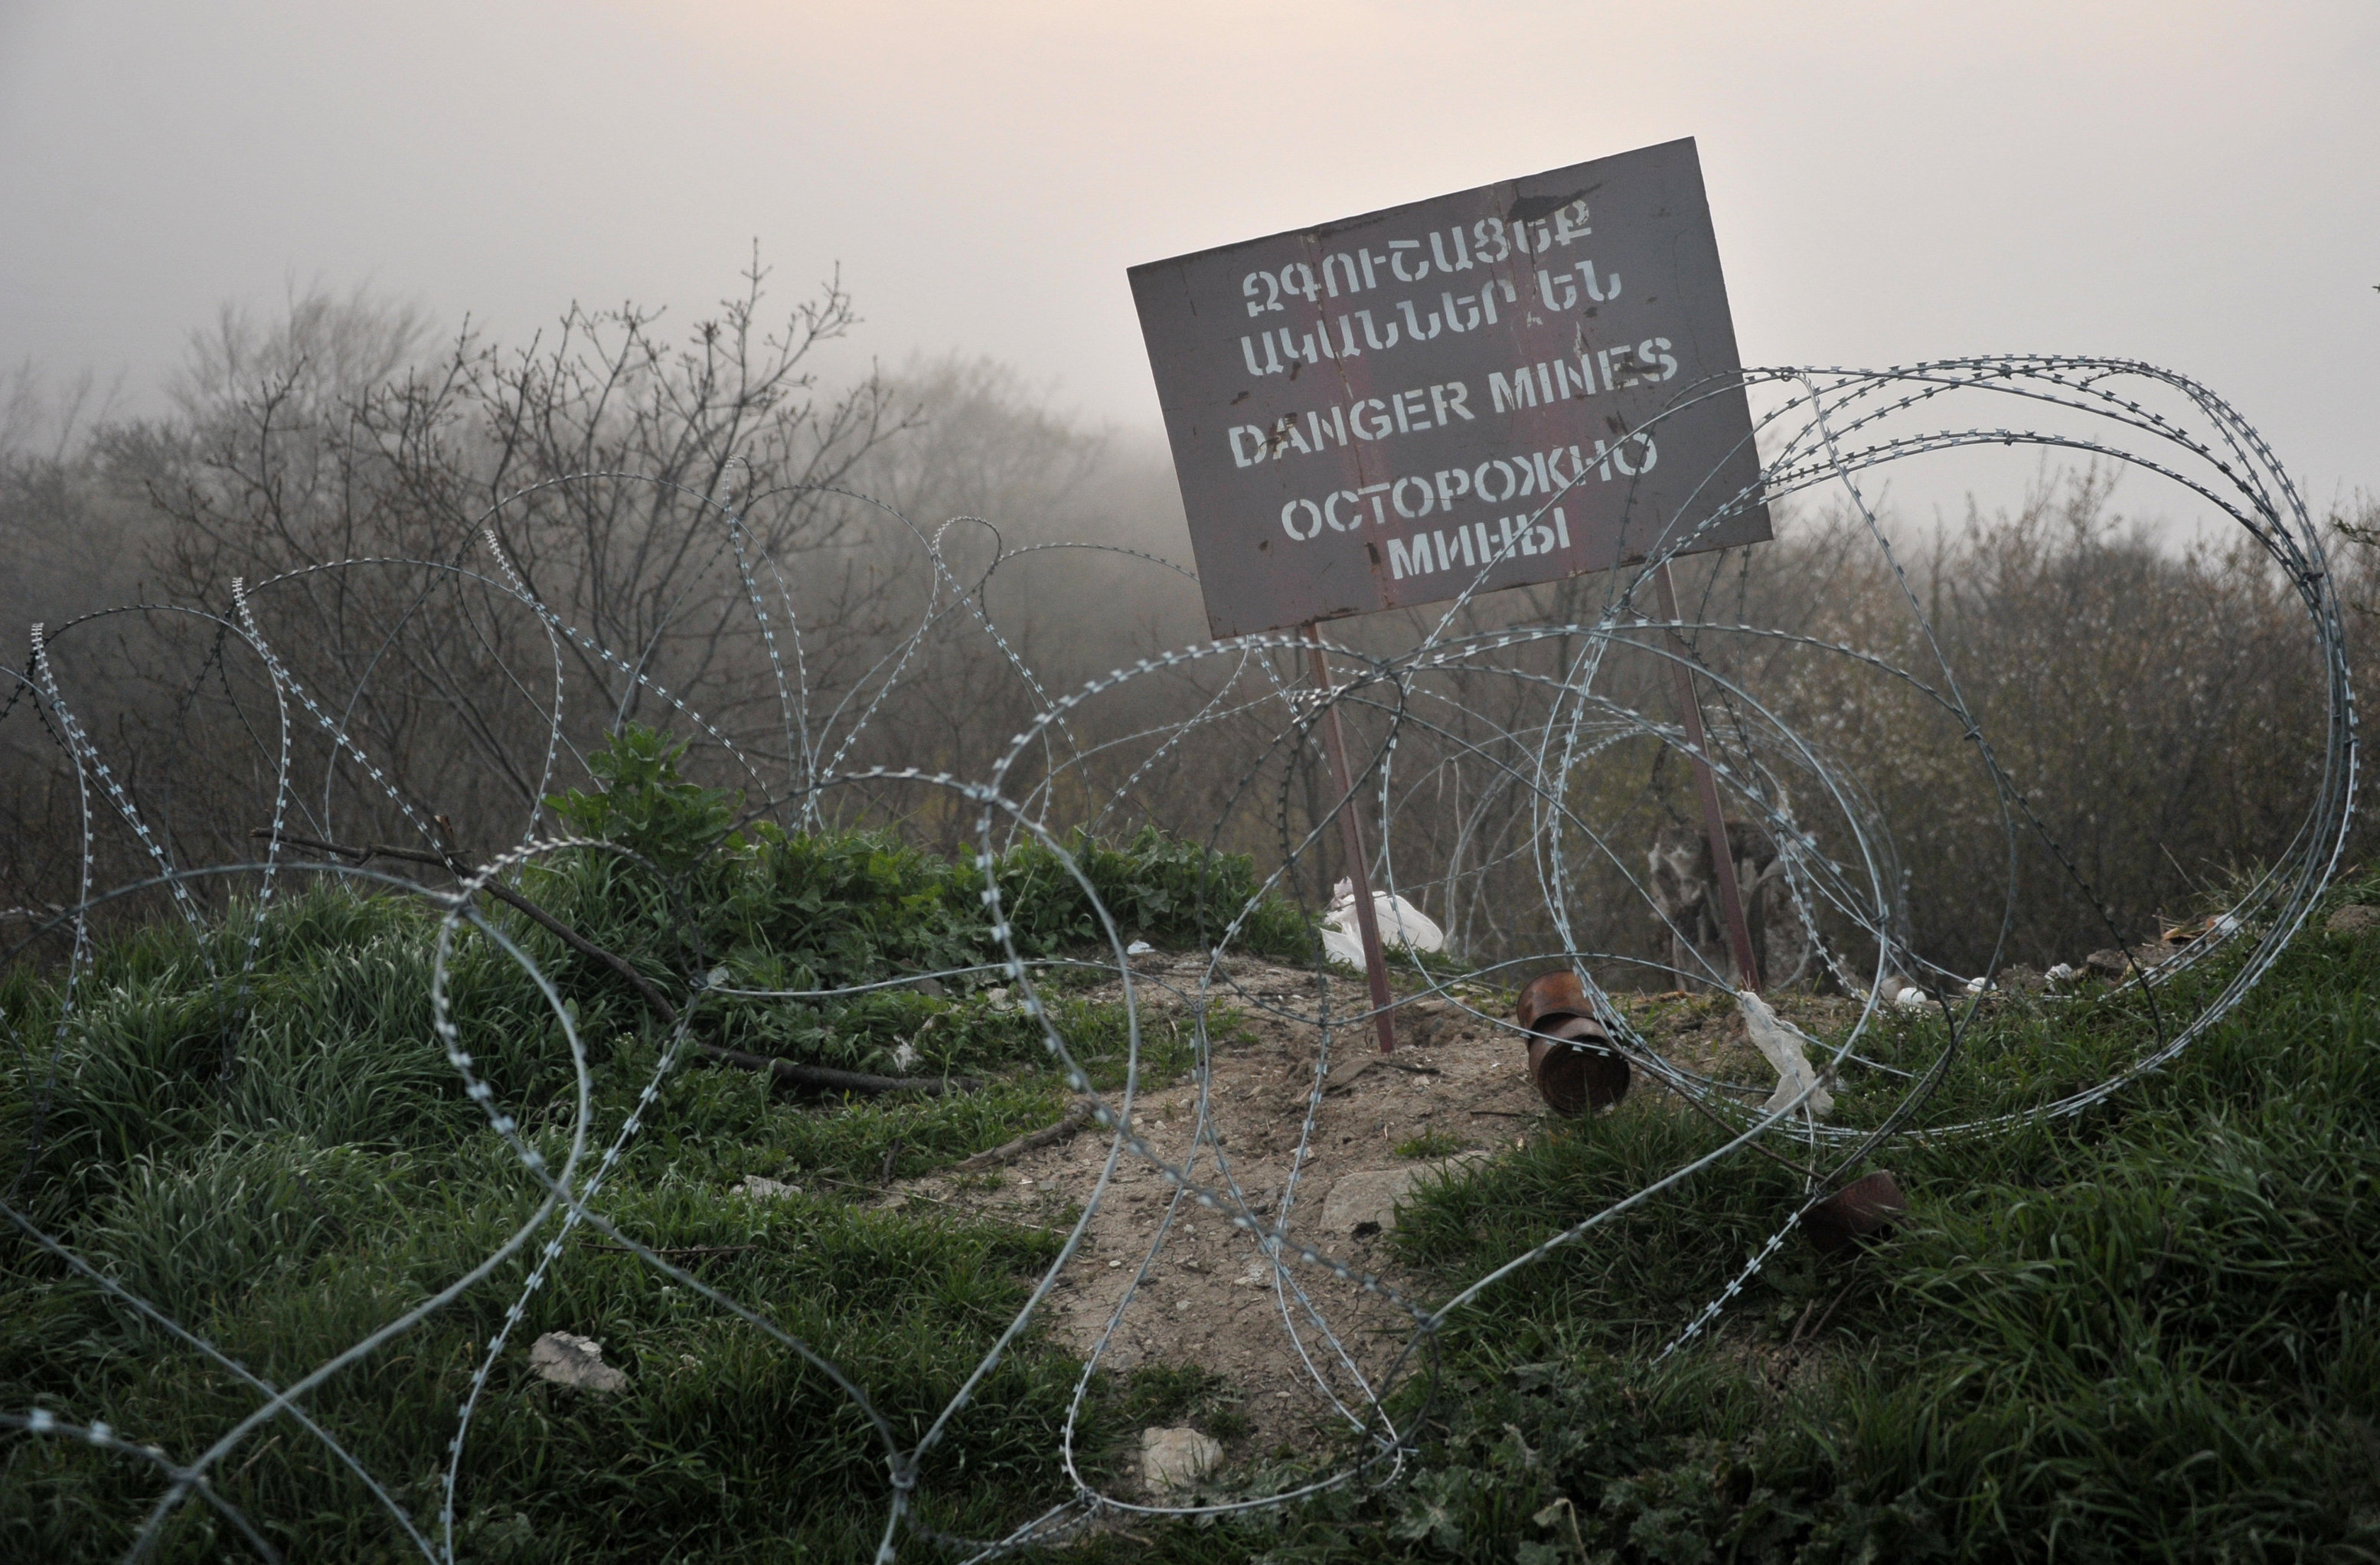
<box><xmin>1130</xmin><ymin>136</ymin><xmax>1771</xmax><ymax>637</ymax></box>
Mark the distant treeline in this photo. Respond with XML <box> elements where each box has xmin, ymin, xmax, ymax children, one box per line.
<box><xmin>2</xmin><ymin>267</ymin><xmax>2372</xmax><ymax>983</ymax></box>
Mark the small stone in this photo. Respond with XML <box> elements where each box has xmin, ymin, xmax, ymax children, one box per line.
<box><xmin>2084</xmin><ymin>949</ymin><xmax>2130</xmax><ymax>979</ymax></box>
<box><xmin>1141</xmin><ymin>1426</ymin><xmax>1223</xmax><ymax>1489</ymax></box>
<box><xmin>528</xmin><ymin>1331</ymin><xmax>628</xmax><ymax>1393</ymax></box>
<box><xmin>731</xmin><ymin>1175</ymin><xmax>800</xmax><ymax>1200</ymax></box>
<box><xmin>1316</xmin><ymin>1156</ymin><xmax>1482</xmax><ymax>1235</ymax></box>
<box><xmin>2327</xmin><ymin>904</ymin><xmax>2380</xmax><ymax>936</ymax></box>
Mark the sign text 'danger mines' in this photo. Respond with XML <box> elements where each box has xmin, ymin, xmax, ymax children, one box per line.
<box><xmin>1130</xmin><ymin>136</ymin><xmax>1771</xmax><ymax>637</ymax></box>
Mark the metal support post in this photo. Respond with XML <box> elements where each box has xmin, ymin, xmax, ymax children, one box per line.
<box><xmin>1650</xmin><ymin>562</ymin><xmax>1763</xmax><ymax>992</ymax></box>
<box><xmin>1302</xmin><ymin>624</ymin><xmax>1398</xmax><ymax>1053</ymax></box>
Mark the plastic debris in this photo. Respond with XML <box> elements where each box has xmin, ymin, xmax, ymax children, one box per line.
<box><xmin>528</xmin><ymin>1331</ymin><xmax>628</xmax><ymax>1393</ymax></box>
<box><xmin>1739</xmin><ymin>990</ymin><xmax>1833</xmax><ymax>1118</ymax></box>
<box><xmin>1320</xmin><ymin>877</ymin><xmax>1445</xmax><ymax>967</ymax></box>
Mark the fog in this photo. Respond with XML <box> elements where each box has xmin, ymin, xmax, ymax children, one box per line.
<box><xmin>2</xmin><ymin>0</ymin><xmax>2375</xmax><ymax>527</ymax></box>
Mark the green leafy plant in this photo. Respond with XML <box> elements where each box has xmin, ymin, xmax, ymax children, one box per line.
<box><xmin>544</xmin><ymin>723</ymin><xmax>743</xmax><ymax>877</ymax></box>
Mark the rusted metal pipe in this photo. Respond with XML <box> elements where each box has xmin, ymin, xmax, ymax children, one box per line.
<box><xmin>1801</xmin><ymin>1170</ymin><xmax>1907</xmax><ymax>1253</ymax></box>
<box><xmin>1304</xmin><ymin>624</ymin><xmax>1396</xmax><ymax>1054</ymax></box>
<box><xmin>1650</xmin><ymin>562</ymin><xmax>1763</xmax><ymax>992</ymax></box>
<box><xmin>1516</xmin><ymin>971</ymin><xmax>1629</xmax><ymax>1115</ymax></box>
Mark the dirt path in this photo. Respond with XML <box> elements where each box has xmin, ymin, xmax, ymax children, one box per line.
<box><xmin>882</xmin><ymin>956</ymin><xmax>1855</xmax><ymax>1494</ymax></box>
<box><xmin>886</xmin><ymin>954</ymin><xmax>1545</xmax><ymax>1485</ymax></box>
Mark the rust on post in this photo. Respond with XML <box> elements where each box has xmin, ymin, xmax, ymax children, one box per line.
<box><xmin>1650</xmin><ymin>560</ymin><xmax>1763</xmax><ymax>992</ymax></box>
<box><xmin>1304</xmin><ymin>625</ymin><xmax>1397</xmax><ymax>1054</ymax></box>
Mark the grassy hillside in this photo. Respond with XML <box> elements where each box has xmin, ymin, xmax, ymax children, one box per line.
<box><xmin>1112</xmin><ymin>887</ymin><xmax>2380</xmax><ymax>1564</ymax></box>
<box><xmin>0</xmin><ymin>785</ymin><xmax>1306</xmax><ymax>1562</ymax></box>
<box><xmin>4</xmin><ymin>788</ymin><xmax>2375</xmax><ymax>1560</ymax></box>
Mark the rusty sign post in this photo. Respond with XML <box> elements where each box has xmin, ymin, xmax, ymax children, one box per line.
<box><xmin>1651</xmin><ymin>560</ymin><xmax>1764</xmax><ymax>992</ymax></box>
<box><xmin>1130</xmin><ymin>136</ymin><xmax>1773</xmax><ymax>1031</ymax></box>
<box><xmin>1303</xmin><ymin>624</ymin><xmax>1399</xmax><ymax>1054</ymax></box>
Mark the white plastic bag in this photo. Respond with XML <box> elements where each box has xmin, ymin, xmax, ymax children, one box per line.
<box><xmin>1321</xmin><ymin>877</ymin><xmax>1445</xmax><ymax>966</ymax></box>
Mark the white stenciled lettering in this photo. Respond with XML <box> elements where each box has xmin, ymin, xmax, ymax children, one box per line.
<box><xmin>1391</xmin><ymin>475</ymin><xmax>1435</xmax><ymax>518</ymax></box>
<box><xmin>1387</xmin><ymin>535</ymin><xmax>1435</xmax><ymax>579</ymax></box>
<box><xmin>1388</xmin><ymin>238</ymin><xmax>1428</xmax><ymax>282</ymax></box>
<box><xmin>1356</xmin><ymin>309</ymin><xmax>1399</xmax><ymax>351</ymax></box>
<box><xmin>1433</xmin><ymin>466</ymin><xmax>1471</xmax><ymax>509</ymax></box>
<box><xmin>1281</xmin><ymin>498</ymin><xmax>1324</xmax><ymax>541</ymax></box>
<box><xmin>1222</xmin><ymin>383</ymin><xmax>1477</xmax><ymax>471</ymax></box>
<box><xmin>1396</xmin><ymin>299</ymin><xmax>1442</xmax><ymax>341</ymax></box>
<box><xmin>1429</xmin><ymin>227</ymin><xmax>1472</xmax><ymax>273</ymax></box>
<box><xmin>1321</xmin><ymin>253</ymin><xmax>1366</xmax><ymax>298</ymax></box>
<box><xmin>1475</xmin><ymin>459</ymin><xmax>1517</xmax><ymax>503</ymax></box>
<box><xmin>1605</xmin><ymin>433</ymin><xmax>1659</xmax><ymax>475</ymax></box>
<box><xmin>1470</xmin><ymin>216</ymin><xmax>1510</xmax><ymax>263</ymax></box>
<box><xmin>1242</xmin><ymin>332</ymin><xmax>1285</xmax><ymax>377</ymax></box>
<box><xmin>1243</xmin><ymin>270</ymin><xmax>1283</xmax><ymax>317</ymax></box>
<box><xmin>1279</xmin><ymin>260</ymin><xmax>1320</xmax><ymax>304</ymax></box>
<box><xmin>1324</xmin><ymin>489</ymin><xmax>1363</xmax><ymax>531</ymax></box>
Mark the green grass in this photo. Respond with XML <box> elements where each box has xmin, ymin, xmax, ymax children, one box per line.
<box><xmin>0</xmin><ymin>799</ymin><xmax>1280</xmax><ymax>1563</ymax></box>
<box><xmin>10</xmin><ymin>807</ymin><xmax>2378</xmax><ymax>1560</ymax></box>
<box><xmin>1083</xmin><ymin>885</ymin><xmax>2380</xmax><ymax>1563</ymax></box>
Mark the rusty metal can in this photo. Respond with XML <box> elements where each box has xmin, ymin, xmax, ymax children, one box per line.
<box><xmin>1516</xmin><ymin>972</ymin><xmax>1629</xmax><ymax>1116</ymax></box>
<box><xmin>1800</xmin><ymin>1170</ymin><xmax>1907</xmax><ymax>1253</ymax></box>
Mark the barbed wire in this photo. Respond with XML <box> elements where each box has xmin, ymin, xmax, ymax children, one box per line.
<box><xmin>0</xmin><ymin>356</ymin><xmax>2353</xmax><ymax>1560</ymax></box>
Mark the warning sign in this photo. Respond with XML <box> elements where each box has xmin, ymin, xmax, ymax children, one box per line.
<box><xmin>1130</xmin><ymin>137</ymin><xmax>1771</xmax><ymax>637</ymax></box>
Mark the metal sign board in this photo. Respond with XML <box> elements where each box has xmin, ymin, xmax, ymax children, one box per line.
<box><xmin>1130</xmin><ymin>136</ymin><xmax>1771</xmax><ymax>638</ymax></box>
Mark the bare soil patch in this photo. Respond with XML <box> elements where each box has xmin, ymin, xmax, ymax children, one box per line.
<box><xmin>880</xmin><ymin>957</ymin><xmax>1851</xmax><ymax>1493</ymax></box>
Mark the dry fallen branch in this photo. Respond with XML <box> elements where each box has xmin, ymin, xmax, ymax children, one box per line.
<box><xmin>693</xmin><ymin>1040</ymin><xmax>976</xmax><ymax>1097</ymax></box>
<box><xmin>257</xmin><ymin>828</ymin><xmax>974</xmax><ymax>1096</ymax></box>
<box><xmin>954</xmin><ymin>1099</ymin><xmax>1095</xmax><ymax>1171</ymax></box>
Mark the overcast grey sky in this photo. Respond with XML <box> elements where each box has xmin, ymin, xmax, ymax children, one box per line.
<box><xmin>3</xmin><ymin>1</ymin><xmax>2373</xmax><ymax>524</ymax></box>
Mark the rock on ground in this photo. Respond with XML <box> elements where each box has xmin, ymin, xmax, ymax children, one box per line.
<box><xmin>2328</xmin><ymin>904</ymin><xmax>2380</xmax><ymax>936</ymax></box>
<box><xmin>1317</xmin><ymin>1157</ymin><xmax>1481</xmax><ymax>1236</ymax></box>
<box><xmin>528</xmin><ymin>1331</ymin><xmax>628</xmax><ymax>1393</ymax></box>
<box><xmin>1141</xmin><ymin>1426</ymin><xmax>1223</xmax><ymax>1489</ymax></box>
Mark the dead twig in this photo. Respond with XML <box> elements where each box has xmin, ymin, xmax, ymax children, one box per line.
<box><xmin>954</xmin><ymin>1099</ymin><xmax>1095</xmax><ymax>1171</ymax></box>
<box><xmin>694</xmin><ymin>1041</ymin><xmax>975</xmax><ymax>1096</ymax></box>
<box><xmin>254</xmin><ymin>828</ymin><xmax>684</xmax><ymax>1025</ymax></box>
<box><xmin>260</xmin><ymin>828</ymin><xmax>984</xmax><ymax>1098</ymax></box>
